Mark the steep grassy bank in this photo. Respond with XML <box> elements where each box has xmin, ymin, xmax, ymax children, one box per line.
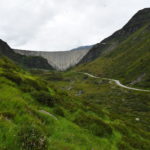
<box><xmin>79</xmin><ymin>8</ymin><xmax>150</xmax><ymax>64</ymax></box>
<box><xmin>32</xmin><ymin>70</ymin><xmax>150</xmax><ymax>150</ymax></box>
<box><xmin>1</xmin><ymin>53</ymin><xmax>150</xmax><ymax>149</ymax></box>
<box><xmin>0</xmin><ymin>56</ymin><xmax>124</xmax><ymax>150</ymax></box>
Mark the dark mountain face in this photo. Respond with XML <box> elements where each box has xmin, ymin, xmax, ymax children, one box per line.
<box><xmin>71</xmin><ymin>45</ymin><xmax>93</xmax><ymax>51</ymax></box>
<box><xmin>0</xmin><ymin>39</ymin><xmax>53</xmax><ymax>70</ymax></box>
<box><xmin>79</xmin><ymin>8</ymin><xmax>150</xmax><ymax>64</ymax></box>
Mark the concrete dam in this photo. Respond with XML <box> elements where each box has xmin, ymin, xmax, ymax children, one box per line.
<box><xmin>14</xmin><ymin>46</ymin><xmax>92</xmax><ymax>71</ymax></box>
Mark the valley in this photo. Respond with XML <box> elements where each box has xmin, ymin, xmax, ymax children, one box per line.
<box><xmin>0</xmin><ymin>7</ymin><xmax>150</xmax><ymax>150</ymax></box>
<box><xmin>14</xmin><ymin>45</ymin><xmax>92</xmax><ymax>71</ymax></box>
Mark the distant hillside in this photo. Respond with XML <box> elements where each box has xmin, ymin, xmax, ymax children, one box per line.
<box><xmin>0</xmin><ymin>39</ymin><xmax>53</xmax><ymax>70</ymax></box>
<box><xmin>75</xmin><ymin>8</ymin><xmax>150</xmax><ymax>89</ymax></box>
<box><xmin>79</xmin><ymin>8</ymin><xmax>150</xmax><ymax>64</ymax></box>
<box><xmin>71</xmin><ymin>45</ymin><xmax>93</xmax><ymax>51</ymax></box>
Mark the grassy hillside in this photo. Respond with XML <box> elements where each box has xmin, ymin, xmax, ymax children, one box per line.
<box><xmin>32</xmin><ymin>70</ymin><xmax>150</xmax><ymax>150</ymax></box>
<box><xmin>0</xmin><ymin>53</ymin><xmax>150</xmax><ymax>150</ymax></box>
<box><xmin>79</xmin><ymin>8</ymin><xmax>150</xmax><ymax>64</ymax></box>
<box><xmin>75</xmin><ymin>23</ymin><xmax>150</xmax><ymax>89</ymax></box>
<box><xmin>0</xmin><ymin>8</ymin><xmax>150</xmax><ymax>150</ymax></box>
<box><xmin>0</xmin><ymin>39</ymin><xmax>53</xmax><ymax>70</ymax></box>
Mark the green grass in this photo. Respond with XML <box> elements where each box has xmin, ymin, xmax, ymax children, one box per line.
<box><xmin>33</xmin><ymin>69</ymin><xmax>150</xmax><ymax>150</ymax></box>
<box><xmin>75</xmin><ymin>24</ymin><xmax>150</xmax><ymax>89</ymax></box>
<box><xmin>0</xmin><ymin>10</ymin><xmax>150</xmax><ymax>149</ymax></box>
<box><xmin>0</xmin><ymin>43</ymin><xmax>150</xmax><ymax>149</ymax></box>
<box><xmin>0</xmin><ymin>56</ymin><xmax>124</xmax><ymax>150</ymax></box>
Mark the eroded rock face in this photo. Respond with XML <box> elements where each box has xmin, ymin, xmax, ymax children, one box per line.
<box><xmin>14</xmin><ymin>47</ymin><xmax>91</xmax><ymax>71</ymax></box>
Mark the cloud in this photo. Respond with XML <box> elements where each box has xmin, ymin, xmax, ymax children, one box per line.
<box><xmin>0</xmin><ymin>0</ymin><xmax>149</xmax><ymax>51</ymax></box>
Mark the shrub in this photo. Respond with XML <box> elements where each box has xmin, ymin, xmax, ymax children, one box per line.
<box><xmin>2</xmin><ymin>72</ymin><xmax>23</xmax><ymax>85</ymax></box>
<box><xmin>73</xmin><ymin>110</ymin><xmax>112</xmax><ymax>137</ymax></box>
<box><xmin>0</xmin><ymin>111</ymin><xmax>15</xmax><ymax>120</ymax></box>
<box><xmin>123</xmin><ymin>135</ymin><xmax>150</xmax><ymax>150</ymax></box>
<box><xmin>24</xmin><ymin>78</ymin><xmax>48</xmax><ymax>91</ymax></box>
<box><xmin>18</xmin><ymin>125</ymin><xmax>48</xmax><ymax>150</ymax></box>
<box><xmin>1</xmin><ymin>56</ymin><xmax>19</xmax><ymax>71</ymax></box>
<box><xmin>53</xmin><ymin>107</ymin><xmax>65</xmax><ymax>117</ymax></box>
<box><xmin>31</xmin><ymin>90</ymin><xmax>55</xmax><ymax>107</ymax></box>
<box><xmin>20</xmin><ymin>84</ymin><xmax>35</xmax><ymax>93</ymax></box>
<box><xmin>118</xmin><ymin>141</ymin><xmax>132</xmax><ymax>150</ymax></box>
<box><xmin>113</xmin><ymin>122</ymin><xmax>130</xmax><ymax>137</ymax></box>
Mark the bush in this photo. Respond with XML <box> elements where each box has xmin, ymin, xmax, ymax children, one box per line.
<box><xmin>0</xmin><ymin>111</ymin><xmax>15</xmax><ymax>120</ymax></box>
<box><xmin>113</xmin><ymin>122</ymin><xmax>130</xmax><ymax>137</ymax></box>
<box><xmin>20</xmin><ymin>84</ymin><xmax>35</xmax><ymax>93</ymax></box>
<box><xmin>53</xmin><ymin>107</ymin><xmax>65</xmax><ymax>117</ymax></box>
<box><xmin>18</xmin><ymin>125</ymin><xmax>48</xmax><ymax>150</ymax></box>
<box><xmin>118</xmin><ymin>141</ymin><xmax>132</xmax><ymax>150</ymax></box>
<box><xmin>20</xmin><ymin>77</ymin><xmax>49</xmax><ymax>93</ymax></box>
<box><xmin>2</xmin><ymin>72</ymin><xmax>23</xmax><ymax>85</ymax></box>
<box><xmin>1</xmin><ymin>56</ymin><xmax>19</xmax><ymax>71</ymax></box>
<box><xmin>123</xmin><ymin>135</ymin><xmax>150</xmax><ymax>150</ymax></box>
<box><xmin>31</xmin><ymin>90</ymin><xmax>55</xmax><ymax>107</ymax></box>
<box><xmin>24</xmin><ymin>78</ymin><xmax>48</xmax><ymax>91</ymax></box>
<box><xmin>73</xmin><ymin>110</ymin><xmax>112</xmax><ymax>137</ymax></box>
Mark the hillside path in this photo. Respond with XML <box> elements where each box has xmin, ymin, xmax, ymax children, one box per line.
<box><xmin>83</xmin><ymin>72</ymin><xmax>150</xmax><ymax>92</ymax></box>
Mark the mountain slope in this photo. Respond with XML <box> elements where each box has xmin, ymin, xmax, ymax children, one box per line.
<box><xmin>0</xmin><ymin>39</ymin><xmax>53</xmax><ymax>70</ymax></box>
<box><xmin>0</xmin><ymin>7</ymin><xmax>150</xmax><ymax>150</ymax></box>
<box><xmin>79</xmin><ymin>8</ymin><xmax>150</xmax><ymax>64</ymax></box>
<box><xmin>1</xmin><ymin>55</ymin><xmax>150</xmax><ymax>150</ymax></box>
<box><xmin>76</xmin><ymin>8</ymin><xmax>150</xmax><ymax>89</ymax></box>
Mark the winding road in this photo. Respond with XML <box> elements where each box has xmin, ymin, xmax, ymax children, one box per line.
<box><xmin>83</xmin><ymin>72</ymin><xmax>150</xmax><ymax>92</ymax></box>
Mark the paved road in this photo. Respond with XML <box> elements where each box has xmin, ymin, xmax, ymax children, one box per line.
<box><xmin>83</xmin><ymin>73</ymin><xmax>150</xmax><ymax>92</ymax></box>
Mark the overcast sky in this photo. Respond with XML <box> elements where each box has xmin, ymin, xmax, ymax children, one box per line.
<box><xmin>0</xmin><ymin>0</ymin><xmax>149</xmax><ymax>51</ymax></box>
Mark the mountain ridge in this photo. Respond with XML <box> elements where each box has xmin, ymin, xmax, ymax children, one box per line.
<box><xmin>78</xmin><ymin>8</ymin><xmax>150</xmax><ymax>64</ymax></box>
<box><xmin>0</xmin><ymin>39</ymin><xmax>53</xmax><ymax>70</ymax></box>
<box><xmin>75</xmin><ymin>8</ymin><xmax>150</xmax><ymax>89</ymax></box>
<box><xmin>0</xmin><ymin>8</ymin><xmax>150</xmax><ymax>150</ymax></box>
<box><xmin>2</xmin><ymin>8</ymin><xmax>150</xmax><ymax>72</ymax></box>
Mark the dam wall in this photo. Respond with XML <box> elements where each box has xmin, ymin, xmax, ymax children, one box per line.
<box><xmin>14</xmin><ymin>47</ymin><xmax>91</xmax><ymax>70</ymax></box>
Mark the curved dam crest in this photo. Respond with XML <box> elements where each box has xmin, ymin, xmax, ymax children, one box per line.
<box><xmin>14</xmin><ymin>47</ymin><xmax>91</xmax><ymax>71</ymax></box>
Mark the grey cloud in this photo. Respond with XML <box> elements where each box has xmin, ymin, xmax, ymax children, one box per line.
<box><xmin>0</xmin><ymin>0</ymin><xmax>149</xmax><ymax>51</ymax></box>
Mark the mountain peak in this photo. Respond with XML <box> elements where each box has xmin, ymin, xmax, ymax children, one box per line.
<box><xmin>121</xmin><ymin>7</ymin><xmax>150</xmax><ymax>33</ymax></box>
<box><xmin>79</xmin><ymin>8</ymin><xmax>150</xmax><ymax>64</ymax></box>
